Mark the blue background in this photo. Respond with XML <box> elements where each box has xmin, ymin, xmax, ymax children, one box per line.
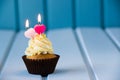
<box><xmin>0</xmin><ymin>0</ymin><xmax>120</xmax><ymax>31</ymax></box>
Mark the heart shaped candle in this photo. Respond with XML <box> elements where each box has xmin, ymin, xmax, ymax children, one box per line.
<box><xmin>34</xmin><ymin>24</ymin><xmax>46</xmax><ymax>34</ymax></box>
<box><xmin>24</xmin><ymin>28</ymin><xmax>36</xmax><ymax>38</ymax></box>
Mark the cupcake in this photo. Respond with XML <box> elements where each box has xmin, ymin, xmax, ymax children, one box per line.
<box><xmin>22</xmin><ymin>20</ymin><xmax>60</xmax><ymax>77</ymax></box>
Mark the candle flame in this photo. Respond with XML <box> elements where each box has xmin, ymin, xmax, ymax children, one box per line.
<box><xmin>38</xmin><ymin>14</ymin><xmax>41</xmax><ymax>23</ymax></box>
<box><xmin>25</xmin><ymin>19</ymin><xmax>29</xmax><ymax>28</ymax></box>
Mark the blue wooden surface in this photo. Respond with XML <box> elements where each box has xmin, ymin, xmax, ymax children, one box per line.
<box><xmin>0</xmin><ymin>30</ymin><xmax>15</xmax><ymax>72</ymax></box>
<box><xmin>1</xmin><ymin>28</ymin><xmax>120</xmax><ymax>79</ymax></box>
<box><xmin>104</xmin><ymin>0</ymin><xmax>120</xmax><ymax>27</ymax></box>
<box><xmin>47</xmin><ymin>28</ymin><xmax>89</xmax><ymax>80</ymax></box>
<box><xmin>0</xmin><ymin>29</ymin><xmax>90</xmax><ymax>80</ymax></box>
<box><xmin>18</xmin><ymin>0</ymin><xmax>44</xmax><ymax>30</ymax></box>
<box><xmin>0</xmin><ymin>0</ymin><xmax>16</xmax><ymax>30</ymax></box>
<box><xmin>106</xmin><ymin>28</ymin><xmax>120</xmax><ymax>49</ymax></box>
<box><xmin>47</xmin><ymin>0</ymin><xmax>73</xmax><ymax>29</ymax></box>
<box><xmin>76</xmin><ymin>28</ymin><xmax>120</xmax><ymax>80</ymax></box>
<box><xmin>0</xmin><ymin>31</ymin><xmax>42</xmax><ymax>80</ymax></box>
<box><xmin>75</xmin><ymin>0</ymin><xmax>101</xmax><ymax>27</ymax></box>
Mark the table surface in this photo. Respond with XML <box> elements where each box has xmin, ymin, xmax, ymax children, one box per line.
<box><xmin>0</xmin><ymin>28</ymin><xmax>120</xmax><ymax>80</ymax></box>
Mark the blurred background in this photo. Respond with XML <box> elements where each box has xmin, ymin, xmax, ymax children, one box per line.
<box><xmin>0</xmin><ymin>0</ymin><xmax>120</xmax><ymax>31</ymax></box>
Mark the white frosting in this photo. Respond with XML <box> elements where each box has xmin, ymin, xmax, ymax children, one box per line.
<box><xmin>25</xmin><ymin>34</ymin><xmax>54</xmax><ymax>56</ymax></box>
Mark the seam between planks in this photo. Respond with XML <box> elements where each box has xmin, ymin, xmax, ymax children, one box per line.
<box><xmin>73</xmin><ymin>29</ymin><xmax>99</xmax><ymax>80</ymax></box>
<box><xmin>104</xmin><ymin>29</ymin><xmax>120</xmax><ymax>52</ymax></box>
<box><xmin>0</xmin><ymin>31</ymin><xmax>17</xmax><ymax>73</ymax></box>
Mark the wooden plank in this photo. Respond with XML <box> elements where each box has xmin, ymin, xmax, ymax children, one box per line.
<box><xmin>18</xmin><ymin>0</ymin><xmax>44</xmax><ymax>30</ymax></box>
<box><xmin>0</xmin><ymin>30</ymin><xmax>15</xmax><ymax>71</ymax></box>
<box><xmin>47</xmin><ymin>28</ymin><xmax>90</xmax><ymax>80</ymax></box>
<box><xmin>104</xmin><ymin>0</ymin><xmax>120</xmax><ymax>27</ymax></box>
<box><xmin>0</xmin><ymin>31</ymin><xmax>42</xmax><ymax>80</ymax></box>
<box><xmin>76</xmin><ymin>28</ymin><xmax>120</xmax><ymax>80</ymax></box>
<box><xmin>76</xmin><ymin>0</ymin><xmax>101</xmax><ymax>27</ymax></box>
<box><xmin>47</xmin><ymin>0</ymin><xmax>73</xmax><ymax>29</ymax></box>
<box><xmin>0</xmin><ymin>0</ymin><xmax>16</xmax><ymax>29</ymax></box>
<box><xmin>106</xmin><ymin>28</ymin><xmax>120</xmax><ymax>49</ymax></box>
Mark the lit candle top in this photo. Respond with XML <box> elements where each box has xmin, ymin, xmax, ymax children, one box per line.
<box><xmin>25</xmin><ymin>19</ymin><xmax>29</xmax><ymax>29</ymax></box>
<box><xmin>38</xmin><ymin>14</ymin><xmax>41</xmax><ymax>24</ymax></box>
<box><xmin>34</xmin><ymin>14</ymin><xmax>46</xmax><ymax>34</ymax></box>
<box><xmin>24</xmin><ymin>14</ymin><xmax>46</xmax><ymax>38</ymax></box>
<box><xmin>24</xmin><ymin>19</ymin><xmax>36</xmax><ymax>38</ymax></box>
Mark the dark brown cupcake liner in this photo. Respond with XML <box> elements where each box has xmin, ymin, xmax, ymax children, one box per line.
<box><xmin>22</xmin><ymin>54</ymin><xmax>60</xmax><ymax>77</ymax></box>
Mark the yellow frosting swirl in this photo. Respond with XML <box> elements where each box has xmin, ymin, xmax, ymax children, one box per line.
<box><xmin>25</xmin><ymin>34</ymin><xmax>54</xmax><ymax>56</ymax></box>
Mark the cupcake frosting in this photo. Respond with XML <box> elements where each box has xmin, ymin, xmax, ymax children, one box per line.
<box><xmin>25</xmin><ymin>34</ymin><xmax>54</xmax><ymax>56</ymax></box>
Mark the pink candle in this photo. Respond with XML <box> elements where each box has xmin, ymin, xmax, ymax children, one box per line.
<box><xmin>24</xmin><ymin>19</ymin><xmax>36</xmax><ymax>38</ymax></box>
<box><xmin>34</xmin><ymin>14</ymin><xmax>46</xmax><ymax>34</ymax></box>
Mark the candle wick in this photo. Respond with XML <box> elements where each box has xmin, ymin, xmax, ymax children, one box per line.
<box><xmin>38</xmin><ymin>22</ymin><xmax>41</xmax><ymax>25</ymax></box>
<box><xmin>26</xmin><ymin>27</ymin><xmax>29</xmax><ymax>30</ymax></box>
